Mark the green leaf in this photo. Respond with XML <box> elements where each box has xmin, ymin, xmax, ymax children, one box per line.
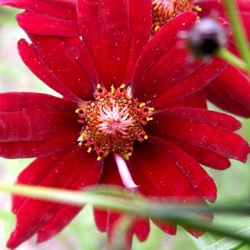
<box><xmin>204</xmin><ymin>227</ymin><xmax>250</xmax><ymax>250</ymax></box>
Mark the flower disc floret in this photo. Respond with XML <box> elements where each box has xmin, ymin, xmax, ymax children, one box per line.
<box><xmin>76</xmin><ymin>84</ymin><xmax>154</xmax><ymax>160</ymax></box>
<box><xmin>152</xmin><ymin>0</ymin><xmax>195</xmax><ymax>33</ymax></box>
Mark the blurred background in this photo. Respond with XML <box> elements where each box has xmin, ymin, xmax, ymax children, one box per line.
<box><xmin>0</xmin><ymin>7</ymin><xmax>250</xmax><ymax>250</ymax></box>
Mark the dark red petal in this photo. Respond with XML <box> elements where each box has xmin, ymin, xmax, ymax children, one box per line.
<box><xmin>95</xmin><ymin>209</ymin><xmax>150</xmax><ymax>243</ymax></box>
<box><xmin>0</xmin><ymin>109</ymin><xmax>74</xmax><ymax>141</ymax></box>
<box><xmin>93</xmin><ymin>208</ymin><xmax>108</xmax><ymax>232</ymax></box>
<box><xmin>37</xmin><ymin>206</ymin><xmax>82</xmax><ymax>243</ymax></box>
<box><xmin>121</xmin><ymin>0</ymin><xmax>152</xmax><ymax>83</ymax></box>
<box><xmin>7</xmin><ymin>148</ymin><xmax>102</xmax><ymax>249</ymax></box>
<box><xmin>93</xmin><ymin>156</ymin><xmax>122</xmax><ymax>234</ymax></box>
<box><xmin>151</xmin><ymin>220</ymin><xmax>176</xmax><ymax>235</ymax></box>
<box><xmin>153</xmin><ymin>107</ymin><xmax>242</xmax><ymax>132</ymax></box>
<box><xmin>93</xmin><ymin>156</ymin><xmax>150</xmax><ymax>242</ymax></box>
<box><xmin>206</xmin><ymin>65</ymin><xmax>250</xmax><ymax>117</ymax></box>
<box><xmin>181</xmin><ymin>90</ymin><xmax>207</xmax><ymax>109</ymax></box>
<box><xmin>106</xmin><ymin>213</ymin><xmax>150</xmax><ymax>246</ymax></box>
<box><xmin>17</xmin><ymin>12</ymin><xmax>80</xmax><ymax>37</ymax></box>
<box><xmin>241</xmin><ymin>12</ymin><xmax>250</xmax><ymax>39</ymax></box>
<box><xmin>0</xmin><ymin>0</ymin><xmax>77</xmax><ymax>20</ymax></box>
<box><xmin>130</xmin><ymin>140</ymin><xmax>216</xmax><ymax>201</ymax></box>
<box><xmin>18</xmin><ymin>39</ymin><xmax>81</xmax><ymax>101</ymax></box>
<box><xmin>128</xmin><ymin>140</ymin><xmax>214</xmax><ymax>233</ymax></box>
<box><xmin>0</xmin><ymin>92</ymin><xmax>80</xmax><ymax>158</ymax></box>
<box><xmin>159</xmin><ymin>90</ymin><xmax>207</xmax><ymax>111</ymax></box>
<box><xmin>26</xmin><ymin>35</ymin><xmax>98</xmax><ymax>100</ymax></box>
<box><xmin>206</xmin><ymin>82</ymin><xmax>250</xmax><ymax>118</ymax></box>
<box><xmin>238</xmin><ymin>0</ymin><xmax>250</xmax><ymax>12</ymax></box>
<box><xmin>0</xmin><ymin>136</ymin><xmax>77</xmax><ymax>159</ymax></box>
<box><xmin>0</xmin><ymin>92</ymin><xmax>74</xmax><ymax>112</ymax></box>
<box><xmin>106</xmin><ymin>213</ymin><xmax>150</xmax><ymax>249</ymax></box>
<box><xmin>37</xmin><ymin>152</ymin><xmax>103</xmax><ymax>242</ymax></box>
<box><xmin>149</xmin><ymin>110</ymin><xmax>250</xmax><ymax>162</ymax></box>
<box><xmin>168</xmin><ymin>138</ymin><xmax>231</xmax><ymax>170</ymax></box>
<box><xmin>148</xmin><ymin>57</ymin><xmax>226</xmax><ymax>108</ymax></box>
<box><xmin>133</xmin><ymin>218</ymin><xmax>150</xmax><ymax>242</ymax></box>
<box><xmin>132</xmin><ymin>12</ymin><xmax>199</xmax><ymax>99</ymax></box>
<box><xmin>77</xmin><ymin>0</ymin><xmax>151</xmax><ymax>88</ymax></box>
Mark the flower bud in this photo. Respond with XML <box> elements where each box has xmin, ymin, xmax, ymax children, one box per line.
<box><xmin>187</xmin><ymin>17</ymin><xmax>228</xmax><ymax>57</ymax></box>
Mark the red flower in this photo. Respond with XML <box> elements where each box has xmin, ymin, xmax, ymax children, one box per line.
<box><xmin>0</xmin><ymin>0</ymin><xmax>249</xmax><ymax>249</ymax></box>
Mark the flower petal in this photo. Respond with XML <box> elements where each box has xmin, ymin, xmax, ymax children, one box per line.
<box><xmin>153</xmin><ymin>107</ymin><xmax>242</xmax><ymax>132</ymax></box>
<box><xmin>1</xmin><ymin>0</ymin><xmax>79</xmax><ymax>37</ymax></box>
<box><xmin>0</xmin><ymin>92</ymin><xmax>81</xmax><ymax>158</ymax></box>
<box><xmin>16</xmin><ymin>12</ymin><xmax>80</xmax><ymax>37</ymax></box>
<box><xmin>133</xmin><ymin>217</ymin><xmax>150</xmax><ymax>242</ymax></box>
<box><xmin>18</xmin><ymin>39</ymin><xmax>80</xmax><ymax>101</ymax></box>
<box><xmin>0</xmin><ymin>135</ymin><xmax>78</xmax><ymax>159</ymax></box>
<box><xmin>128</xmin><ymin>140</ymin><xmax>214</xmax><ymax>234</ymax></box>
<box><xmin>0</xmin><ymin>93</ymin><xmax>79</xmax><ymax>142</ymax></box>
<box><xmin>93</xmin><ymin>208</ymin><xmax>108</xmax><ymax>232</ymax></box>
<box><xmin>206</xmin><ymin>84</ymin><xmax>250</xmax><ymax>117</ymax></box>
<box><xmin>24</xmin><ymin>34</ymin><xmax>98</xmax><ymax>100</ymax></box>
<box><xmin>148</xmin><ymin>57</ymin><xmax>226</xmax><ymax>108</ymax></box>
<box><xmin>93</xmin><ymin>156</ymin><xmax>150</xmax><ymax>242</ymax></box>
<box><xmin>149</xmin><ymin>109</ymin><xmax>250</xmax><ymax>162</ymax></box>
<box><xmin>0</xmin><ymin>0</ymin><xmax>77</xmax><ymax>20</ymax></box>
<box><xmin>167</xmin><ymin>138</ymin><xmax>231</xmax><ymax>170</ymax></box>
<box><xmin>37</xmin><ymin>206</ymin><xmax>82</xmax><ymax>243</ymax></box>
<box><xmin>95</xmin><ymin>207</ymin><xmax>150</xmax><ymax>243</ymax></box>
<box><xmin>7</xmin><ymin>147</ymin><xmax>102</xmax><ymax>249</ymax></box>
<box><xmin>132</xmin><ymin>12</ymin><xmax>199</xmax><ymax>99</ymax></box>
<box><xmin>206</xmin><ymin>65</ymin><xmax>250</xmax><ymax>117</ymax></box>
<box><xmin>130</xmin><ymin>140</ymin><xmax>216</xmax><ymax>201</ymax></box>
<box><xmin>77</xmin><ymin>0</ymin><xmax>151</xmax><ymax>88</ymax></box>
<box><xmin>181</xmin><ymin>90</ymin><xmax>207</xmax><ymax>109</ymax></box>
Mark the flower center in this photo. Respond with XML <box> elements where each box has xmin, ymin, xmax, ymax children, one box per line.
<box><xmin>152</xmin><ymin>0</ymin><xmax>195</xmax><ymax>33</ymax></box>
<box><xmin>76</xmin><ymin>84</ymin><xmax>154</xmax><ymax>160</ymax></box>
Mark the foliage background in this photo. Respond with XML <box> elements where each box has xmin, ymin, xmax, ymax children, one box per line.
<box><xmin>0</xmin><ymin>8</ymin><xmax>249</xmax><ymax>250</ymax></box>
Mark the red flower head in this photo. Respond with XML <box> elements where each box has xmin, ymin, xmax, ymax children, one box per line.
<box><xmin>0</xmin><ymin>0</ymin><xmax>249</xmax><ymax>249</ymax></box>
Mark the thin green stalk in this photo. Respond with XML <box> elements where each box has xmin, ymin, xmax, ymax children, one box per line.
<box><xmin>0</xmin><ymin>183</ymin><xmax>250</xmax><ymax>216</ymax></box>
<box><xmin>1</xmin><ymin>183</ymin><xmax>250</xmax><ymax>244</ymax></box>
<box><xmin>224</xmin><ymin>0</ymin><xmax>250</xmax><ymax>72</ymax></box>
<box><xmin>218</xmin><ymin>47</ymin><xmax>247</xmax><ymax>71</ymax></box>
<box><xmin>0</xmin><ymin>183</ymin><xmax>140</xmax><ymax>213</ymax></box>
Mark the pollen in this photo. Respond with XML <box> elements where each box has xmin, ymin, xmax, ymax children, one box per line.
<box><xmin>76</xmin><ymin>85</ymin><xmax>154</xmax><ymax>160</ymax></box>
<box><xmin>152</xmin><ymin>0</ymin><xmax>194</xmax><ymax>33</ymax></box>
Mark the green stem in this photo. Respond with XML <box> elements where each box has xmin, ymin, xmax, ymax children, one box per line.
<box><xmin>0</xmin><ymin>183</ymin><xmax>250</xmax><ymax>244</ymax></box>
<box><xmin>0</xmin><ymin>183</ymin><xmax>250</xmax><ymax>215</ymax></box>
<box><xmin>0</xmin><ymin>183</ymin><xmax>139</xmax><ymax>213</ymax></box>
<box><xmin>224</xmin><ymin>0</ymin><xmax>250</xmax><ymax>73</ymax></box>
<box><xmin>218</xmin><ymin>47</ymin><xmax>247</xmax><ymax>71</ymax></box>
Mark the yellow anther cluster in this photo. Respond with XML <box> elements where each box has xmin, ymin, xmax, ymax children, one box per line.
<box><xmin>76</xmin><ymin>85</ymin><xmax>154</xmax><ymax>160</ymax></box>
